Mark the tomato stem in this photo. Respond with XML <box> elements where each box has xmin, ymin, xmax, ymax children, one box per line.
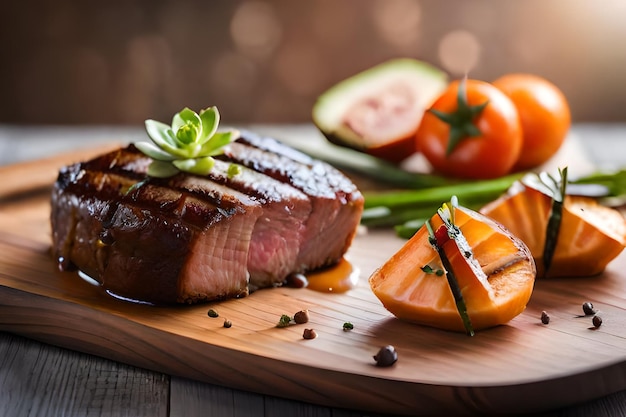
<box><xmin>428</xmin><ymin>78</ymin><xmax>489</xmax><ymax>156</ymax></box>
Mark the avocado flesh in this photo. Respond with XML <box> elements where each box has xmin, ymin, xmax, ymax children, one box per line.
<box><xmin>312</xmin><ymin>59</ymin><xmax>448</xmax><ymax>160</ymax></box>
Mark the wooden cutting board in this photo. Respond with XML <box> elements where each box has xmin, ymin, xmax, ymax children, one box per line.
<box><xmin>1</xmin><ymin>145</ymin><xmax>625</xmax><ymax>416</ymax></box>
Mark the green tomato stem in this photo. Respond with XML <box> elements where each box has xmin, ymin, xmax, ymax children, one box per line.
<box><xmin>429</xmin><ymin>78</ymin><xmax>489</xmax><ymax>156</ymax></box>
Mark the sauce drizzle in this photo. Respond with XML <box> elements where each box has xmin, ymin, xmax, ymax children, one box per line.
<box><xmin>306</xmin><ymin>258</ymin><xmax>360</xmax><ymax>293</ymax></box>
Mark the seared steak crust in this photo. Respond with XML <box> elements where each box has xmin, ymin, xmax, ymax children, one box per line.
<box><xmin>51</xmin><ymin>133</ymin><xmax>364</xmax><ymax>304</ymax></box>
<box><xmin>222</xmin><ymin>131</ymin><xmax>364</xmax><ymax>271</ymax></box>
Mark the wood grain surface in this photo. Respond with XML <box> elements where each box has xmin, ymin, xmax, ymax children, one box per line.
<box><xmin>0</xmin><ymin>332</ymin><xmax>169</xmax><ymax>417</ymax></box>
<box><xmin>1</xmin><ymin>147</ymin><xmax>625</xmax><ymax>416</ymax></box>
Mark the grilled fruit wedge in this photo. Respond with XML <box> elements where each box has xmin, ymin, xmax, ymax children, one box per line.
<box><xmin>369</xmin><ymin>205</ymin><xmax>536</xmax><ymax>332</ymax></box>
<box><xmin>312</xmin><ymin>59</ymin><xmax>447</xmax><ymax>163</ymax></box>
<box><xmin>481</xmin><ymin>181</ymin><xmax>626</xmax><ymax>278</ymax></box>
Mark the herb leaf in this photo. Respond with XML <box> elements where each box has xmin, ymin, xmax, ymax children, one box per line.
<box><xmin>137</xmin><ymin>106</ymin><xmax>238</xmax><ymax>178</ymax></box>
<box><xmin>522</xmin><ymin>168</ymin><xmax>568</xmax><ymax>274</ymax></box>
<box><xmin>426</xmin><ymin>198</ymin><xmax>475</xmax><ymax>336</ymax></box>
<box><xmin>144</xmin><ymin>120</ymin><xmax>179</xmax><ymax>153</ymax></box>
<box><xmin>199</xmin><ymin>107</ymin><xmax>219</xmax><ymax>144</ymax></box>
<box><xmin>146</xmin><ymin>160</ymin><xmax>181</xmax><ymax>178</ymax></box>
<box><xmin>134</xmin><ymin>141</ymin><xmax>176</xmax><ymax>161</ymax></box>
<box><xmin>199</xmin><ymin>131</ymin><xmax>238</xmax><ymax>156</ymax></box>
<box><xmin>542</xmin><ymin>168</ymin><xmax>567</xmax><ymax>274</ymax></box>
<box><xmin>172</xmin><ymin>157</ymin><xmax>216</xmax><ymax>176</ymax></box>
<box><xmin>276</xmin><ymin>314</ymin><xmax>292</xmax><ymax>328</ymax></box>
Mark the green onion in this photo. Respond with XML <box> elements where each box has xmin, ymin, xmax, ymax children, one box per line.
<box><xmin>277</xmin><ymin>135</ymin><xmax>456</xmax><ymax>188</ymax></box>
<box><xmin>360</xmin><ymin>174</ymin><xmax>521</xmax><ymax>235</ymax></box>
<box><xmin>571</xmin><ymin>169</ymin><xmax>626</xmax><ymax>204</ymax></box>
<box><xmin>285</xmin><ymin>134</ymin><xmax>626</xmax><ymax>239</ymax></box>
<box><xmin>394</xmin><ymin>218</ymin><xmax>428</xmax><ymax>239</ymax></box>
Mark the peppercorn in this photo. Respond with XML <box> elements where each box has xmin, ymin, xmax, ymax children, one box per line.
<box><xmin>582</xmin><ymin>302</ymin><xmax>596</xmax><ymax>316</ymax></box>
<box><xmin>592</xmin><ymin>315</ymin><xmax>603</xmax><ymax>328</ymax></box>
<box><xmin>541</xmin><ymin>311</ymin><xmax>550</xmax><ymax>325</ymax></box>
<box><xmin>303</xmin><ymin>328</ymin><xmax>317</xmax><ymax>339</ymax></box>
<box><xmin>294</xmin><ymin>310</ymin><xmax>309</xmax><ymax>324</ymax></box>
<box><xmin>343</xmin><ymin>322</ymin><xmax>354</xmax><ymax>331</ymax></box>
<box><xmin>223</xmin><ymin>319</ymin><xmax>232</xmax><ymax>328</ymax></box>
<box><xmin>207</xmin><ymin>309</ymin><xmax>219</xmax><ymax>318</ymax></box>
<box><xmin>373</xmin><ymin>345</ymin><xmax>398</xmax><ymax>367</ymax></box>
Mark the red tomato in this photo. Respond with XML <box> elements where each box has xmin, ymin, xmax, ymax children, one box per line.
<box><xmin>415</xmin><ymin>79</ymin><xmax>523</xmax><ymax>179</ymax></box>
<box><xmin>492</xmin><ymin>74</ymin><xmax>571</xmax><ymax>170</ymax></box>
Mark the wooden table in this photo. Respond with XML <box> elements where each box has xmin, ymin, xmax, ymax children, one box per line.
<box><xmin>1</xmin><ymin>123</ymin><xmax>626</xmax><ymax>417</ymax></box>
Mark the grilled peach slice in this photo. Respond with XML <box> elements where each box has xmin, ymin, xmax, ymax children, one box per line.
<box><xmin>369</xmin><ymin>205</ymin><xmax>536</xmax><ymax>333</ymax></box>
<box><xmin>481</xmin><ymin>183</ymin><xmax>626</xmax><ymax>277</ymax></box>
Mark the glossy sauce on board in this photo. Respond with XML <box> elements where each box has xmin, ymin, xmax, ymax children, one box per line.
<box><xmin>305</xmin><ymin>258</ymin><xmax>360</xmax><ymax>293</ymax></box>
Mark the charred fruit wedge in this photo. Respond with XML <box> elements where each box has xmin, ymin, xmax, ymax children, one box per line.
<box><xmin>312</xmin><ymin>59</ymin><xmax>448</xmax><ymax>163</ymax></box>
<box><xmin>480</xmin><ymin>172</ymin><xmax>626</xmax><ymax>278</ymax></box>
<box><xmin>369</xmin><ymin>201</ymin><xmax>536</xmax><ymax>333</ymax></box>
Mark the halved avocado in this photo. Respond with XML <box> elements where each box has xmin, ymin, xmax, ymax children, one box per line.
<box><xmin>312</xmin><ymin>59</ymin><xmax>448</xmax><ymax>163</ymax></box>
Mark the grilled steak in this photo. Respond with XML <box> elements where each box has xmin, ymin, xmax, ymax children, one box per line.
<box><xmin>50</xmin><ymin>131</ymin><xmax>364</xmax><ymax>304</ymax></box>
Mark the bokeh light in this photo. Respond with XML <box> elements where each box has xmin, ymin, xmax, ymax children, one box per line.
<box><xmin>372</xmin><ymin>0</ymin><xmax>422</xmax><ymax>50</ymax></box>
<box><xmin>230</xmin><ymin>1</ymin><xmax>282</xmax><ymax>60</ymax></box>
<box><xmin>438</xmin><ymin>30</ymin><xmax>481</xmax><ymax>76</ymax></box>
<box><xmin>3</xmin><ymin>1</ymin><xmax>626</xmax><ymax>124</ymax></box>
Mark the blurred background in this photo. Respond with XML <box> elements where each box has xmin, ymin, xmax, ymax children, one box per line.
<box><xmin>1</xmin><ymin>0</ymin><xmax>626</xmax><ymax>126</ymax></box>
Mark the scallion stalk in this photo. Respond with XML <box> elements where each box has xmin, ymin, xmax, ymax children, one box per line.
<box><xmin>363</xmin><ymin>174</ymin><xmax>522</xmax><ymax>209</ymax></box>
<box><xmin>280</xmin><ymin>136</ymin><xmax>456</xmax><ymax>188</ymax></box>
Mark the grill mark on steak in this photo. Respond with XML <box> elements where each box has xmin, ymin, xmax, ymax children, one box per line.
<box><xmin>197</xmin><ymin>160</ymin><xmax>312</xmax><ymax>289</ymax></box>
<box><xmin>221</xmin><ymin>130</ymin><xmax>364</xmax><ymax>272</ymax></box>
<box><xmin>51</xmin><ymin>132</ymin><xmax>364</xmax><ymax>305</ymax></box>
<box><xmin>52</xmin><ymin>149</ymin><xmax>262</xmax><ymax>304</ymax></box>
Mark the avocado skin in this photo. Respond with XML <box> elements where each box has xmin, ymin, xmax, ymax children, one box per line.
<box><xmin>311</xmin><ymin>59</ymin><xmax>448</xmax><ymax>164</ymax></box>
<box><xmin>317</xmin><ymin>125</ymin><xmax>416</xmax><ymax>164</ymax></box>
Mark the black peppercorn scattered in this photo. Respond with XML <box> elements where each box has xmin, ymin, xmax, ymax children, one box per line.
<box><xmin>373</xmin><ymin>345</ymin><xmax>398</xmax><ymax>367</ymax></box>
<box><xmin>223</xmin><ymin>319</ymin><xmax>232</xmax><ymax>328</ymax></box>
<box><xmin>303</xmin><ymin>328</ymin><xmax>317</xmax><ymax>339</ymax></box>
<box><xmin>207</xmin><ymin>309</ymin><xmax>219</xmax><ymax>318</ymax></box>
<box><xmin>294</xmin><ymin>310</ymin><xmax>309</xmax><ymax>324</ymax></box>
<box><xmin>541</xmin><ymin>311</ymin><xmax>550</xmax><ymax>324</ymax></box>
<box><xmin>582</xmin><ymin>302</ymin><xmax>596</xmax><ymax>316</ymax></box>
<box><xmin>343</xmin><ymin>322</ymin><xmax>354</xmax><ymax>331</ymax></box>
<box><xmin>592</xmin><ymin>315</ymin><xmax>603</xmax><ymax>328</ymax></box>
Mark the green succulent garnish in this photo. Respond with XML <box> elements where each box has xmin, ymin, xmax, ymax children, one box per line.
<box><xmin>135</xmin><ymin>106</ymin><xmax>239</xmax><ymax>178</ymax></box>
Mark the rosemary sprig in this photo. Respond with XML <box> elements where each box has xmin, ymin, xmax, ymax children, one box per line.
<box><xmin>522</xmin><ymin>167</ymin><xmax>568</xmax><ymax>275</ymax></box>
<box><xmin>425</xmin><ymin>199</ymin><xmax>475</xmax><ymax>336</ymax></box>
